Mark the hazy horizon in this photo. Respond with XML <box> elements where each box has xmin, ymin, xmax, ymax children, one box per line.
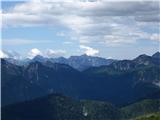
<box><xmin>0</xmin><ymin>49</ymin><xmax>159</xmax><ymax>60</ymax></box>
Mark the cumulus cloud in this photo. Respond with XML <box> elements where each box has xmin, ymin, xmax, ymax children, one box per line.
<box><xmin>150</xmin><ymin>33</ymin><xmax>160</xmax><ymax>41</ymax></box>
<box><xmin>1</xmin><ymin>0</ymin><xmax>160</xmax><ymax>46</ymax></box>
<box><xmin>27</xmin><ymin>48</ymin><xmax>43</xmax><ymax>59</ymax></box>
<box><xmin>27</xmin><ymin>48</ymin><xmax>67</xmax><ymax>58</ymax></box>
<box><xmin>6</xmin><ymin>51</ymin><xmax>22</xmax><ymax>59</ymax></box>
<box><xmin>1</xmin><ymin>48</ymin><xmax>67</xmax><ymax>59</ymax></box>
<box><xmin>0</xmin><ymin>50</ymin><xmax>22</xmax><ymax>59</ymax></box>
<box><xmin>45</xmin><ymin>49</ymin><xmax>66</xmax><ymax>58</ymax></box>
<box><xmin>80</xmin><ymin>45</ymin><xmax>99</xmax><ymax>56</ymax></box>
<box><xmin>0</xmin><ymin>50</ymin><xmax>9</xmax><ymax>58</ymax></box>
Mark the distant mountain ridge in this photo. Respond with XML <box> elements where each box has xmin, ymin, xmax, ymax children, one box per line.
<box><xmin>1</xmin><ymin>52</ymin><xmax>160</xmax><ymax>107</ymax></box>
<box><xmin>152</xmin><ymin>52</ymin><xmax>160</xmax><ymax>59</ymax></box>
<box><xmin>4</xmin><ymin>54</ymin><xmax>115</xmax><ymax>71</ymax></box>
<box><xmin>4</xmin><ymin>52</ymin><xmax>160</xmax><ymax>71</ymax></box>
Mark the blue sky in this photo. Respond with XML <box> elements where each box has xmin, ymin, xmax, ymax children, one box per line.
<box><xmin>1</xmin><ymin>0</ymin><xmax>160</xmax><ymax>59</ymax></box>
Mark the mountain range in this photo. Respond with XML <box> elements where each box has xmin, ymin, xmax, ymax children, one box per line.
<box><xmin>1</xmin><ymin>51</ymin><xmax>160</xmax><ymax>120</ymax></box>
<box><xmin>4</xmin><ymin>54</ymin><xmax>115</xmax><ymax>71</ymax></box>
<box><xmin>1</xmin><ymin>52</ymin><xmax>160</xmax><ymax>106</ymax></box>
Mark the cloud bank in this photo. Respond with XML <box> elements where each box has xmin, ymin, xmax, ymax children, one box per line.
<box><xmin>2</xmin><ymin>0</ymin><xmax>160</xmax><ymax>46</ymax></box>
<box><xmin>1</xmin><ymin>48</ymin><xmax>67</xmax><ymax>59</ymax></box>
<box><xmin>27</xmin><ymin>48</ymin><xmax>67</xmax><ymax>59</ymax></box>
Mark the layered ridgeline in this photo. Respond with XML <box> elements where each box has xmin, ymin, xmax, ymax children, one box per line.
<box><xmin>1</xmin><ymin>52</ymin><xmax>160</xmax><ymax>106</ymax></box>
<box><xmin>4</xmin><ymin>54</ymin><xmax>115</xmax><ymax>71</ymax></box>
<box><xmin>1</xmin><ymin>93</ymin><xmax>160</xmax><ymax>120</ymax></box>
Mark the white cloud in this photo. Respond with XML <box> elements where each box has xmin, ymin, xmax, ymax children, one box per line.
<box><xmin>27</xmin><ymin>48</ymin><xmax>67</xmax><ymax>58</ymax></box>
<box><xmin>0</xmin><ymin>50</ymin><xmax>9</xmax><ymax>58</ymax></box>
<box><xmin>6</xmin><ymin>51</ymin><xmax>22</xmax><ymax>59</ymax></box>
<box><xmin>27</xmin><ymin>48</ymin><xmax>43</xmax><ymax>59</ymax></box>
<box><xmin>2</xmin><ymin>13</ymin><xmax>44</xmax><ymax>27</ymax></box>
<box><xmin>150</xmin><ymin>33</ymin><xmax>160</xmax><ymax>41</ymax></box>
<box><xmin>0</xmin><ymin>50</ymin><xmax>22</xmax><ymax>59</ymax></box>
<box><xmin>2</xmin><ymin>39</ymin><xmax>53</xmax><ymax>46</ymax></box>
<box><xmin>80</xmin><ymin>45</ymin><xmax>99</xmax><ymax>56</ymax></box>
<box><xmin>2</xmin><ymin>48</ymin><xmax>67</xmax><ymax>59</ymax></box>
<box><xmin>1</xmin><ymin>0</ymin><xmax>159</xmax><ymax>46</ymax></box>
<box><xmin>45</xmin><ymin>49</ymin><xmax>66</xmax><ymax>58</ymax></box>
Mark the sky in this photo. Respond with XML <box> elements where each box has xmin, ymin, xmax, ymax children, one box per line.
<box><xmin>1</xmin><ymin>0</ymin><xmax>160</xmax><ymax>59</ymax></box>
